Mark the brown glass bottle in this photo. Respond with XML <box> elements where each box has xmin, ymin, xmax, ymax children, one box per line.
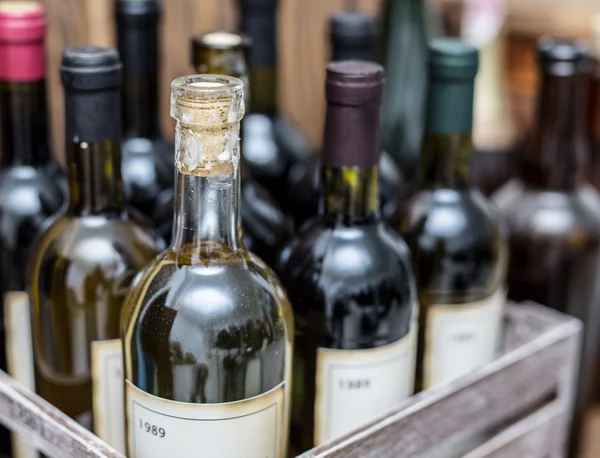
<box><xmin>277</xmin><ymin>61</ymin><xmax>417</xmax><ymax>455</ymax></box>
<box><xmin>493</xmin><ymin>38</ymin><xmax>600</xmax><ymax>457</ymax></box>
<box><xmin>27</xmin><ymin>47</ymin><xmax>161</xmax><ymax>453</ymax></box>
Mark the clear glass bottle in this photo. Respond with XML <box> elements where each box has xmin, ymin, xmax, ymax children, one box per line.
<box><xmin>122</xmin><ymin>75</ymin><xmax>293</xmax><ymax>458</ymax></box>
<box><xmin>277</xmin><ymin>61</ymin><xmax>417</xmax><ymax>455</ymax></box>
<box><xmin>395</xmin><ymin>38</ymin><xmax>507</xmax><ymax>392</ymax></box>
<box><xmin>154</xmin><ymin>31</ymin><xmax>292</xmax><ymax>267</ymax></box>
<box><xmin>26</xmin><ymin>47</ymin><xmax>161</xmax><ymax>453</ymax></box>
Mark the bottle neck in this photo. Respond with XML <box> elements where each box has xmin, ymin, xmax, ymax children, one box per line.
<box><xmin>241</xmin><ymin>8</ymin><xmax>277</xmax><ymax>113</ymax></box>
<box><xmin>0</xmin><ymin>79</ymin><xmax>51</xmax><ymax>167</ymax></box>
<box><xmin>419</xmin><ymin>132</ymin><xmax>472</xmax><ymax>189</ymax></box>
<box><xmin>420</xmin><ymin>74</ymin><xmax>475</xmax><ymax>189</ymax></box>
<box><xmin>320</xmin><ymin>166</ymin><xmax>378</xmax><ymax>221</ymax></box>
<box><xmin>118</xmin><ymin>18</ymin><xmax>161</xmax><ymax>139</ymax></box>
<box><xmin>66</xmin><ymin>140</ymin><xmax>124</xmax><ymax>215</ymax></box>
<box><xmin>521</xmin><ymin>72</ymin><xmax>589</xmax><ymax>190</ymax></box>
<box><xmin>64</xmin><ymin>87</ymin><xmax>124</xmax><ymax>215</ymax></box>
<box><xmin>171</xmin><ymin>122</ymin><xmax>244</xmax><ymax>259</ymax></box>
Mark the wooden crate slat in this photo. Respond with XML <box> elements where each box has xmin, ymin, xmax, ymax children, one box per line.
<box><xmin>297</xmin><ymin>304</ymin><xmax>581</xmax><ymax>458</ymax></box>
<box><xmin>0</xmin><ymin>370</ymin><xmax>123</xmax><ymax>458</ymax></box>
<box><xmin>464</xmin><ymin>402</ymin><xmax>565</xmax><ymax>458</ymax></box>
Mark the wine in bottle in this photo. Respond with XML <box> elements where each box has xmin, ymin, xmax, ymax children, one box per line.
<box><xmin>27</xmin><ymin>47</ymin><xmax>161</xmax><ymax>453</ymax></box>
<box><xmin>380</xmin><ymin>0</ymin><xmax>439</xmax><ymax>182</ymax></box>
<box><xmin>286</xmin><ymin>10</ymin><xmax>404</xmax><ymax>228</ymax></box>
<box><xmin>122</xmin><ymin>75</ymin><xmax>293</xmax><ymax>458</ymax></box>
<box><xmin>589</xmin><ymin>18</ymin><xmax>600</xmax><ymax>191</ymax></box>
<box><xmin>0</xmin><ymin>3</ymin><xmax>66</xmax><ymax>456</ymax></box>
<box><xmin>277</xmin><ymin>61</ymin><xmax>417</xmax><ymax>455</ymax></box>
<box><xmin>116</xmin><ymin>0</ymin><xmax>173</xmax><ymax>221</ymax></box>
<box><xmin>395</xmin><ymin>39</ymin><xmax>507</xmax><ymax>391</ymax></box>
<box><xmin>493</xmin><ymin>38</ymin><xmax>600</xmax><ymax>457</ymax></box>
<box><xmin>154</xmin><ymin>31</ymin><xmax>292</xmax><ymax>267</ymax></box>
<box><xmin>238</xmin><ymin>0</ymin><xmax>311</xmax><ymax>208</ymax></box>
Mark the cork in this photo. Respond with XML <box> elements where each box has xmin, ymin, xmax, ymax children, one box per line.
<box><xmin>170</xmin><ymin>75</ymin><xmax>245</xmax><ymax>177</ymax></box>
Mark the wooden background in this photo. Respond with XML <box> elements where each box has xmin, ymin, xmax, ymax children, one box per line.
<box><xmin>18</xmin><ymin>0</ymin><xmax>600</xmax><ymax>164</ymax></box>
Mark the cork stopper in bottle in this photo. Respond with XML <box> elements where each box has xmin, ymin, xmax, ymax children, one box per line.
<box><xmin>171</xmin><ymin>74</ymin><xmax>245</xmax><ymax>177</ymax></box>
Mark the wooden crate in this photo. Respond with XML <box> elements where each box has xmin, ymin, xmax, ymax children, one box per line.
<box><xmin>0</xmin><ymin>303</ymin><xmax>582</xmax><ymax>458</ymax></box>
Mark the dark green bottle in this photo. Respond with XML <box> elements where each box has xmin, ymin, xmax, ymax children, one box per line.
<box><xmin>395</xmin><ymin>38</ymin><xmax>507</xmax><ymax>392</ymax></box>
<box><xmin>380</xmin><ymin>0</ymin><xmax>439</xmax><ymax>182</ymax></box>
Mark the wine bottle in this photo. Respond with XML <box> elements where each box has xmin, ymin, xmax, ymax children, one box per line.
<box><xmin>589</xmin><ymin>19</ymin><xmax>600</xmax><ymax>191</ymax></box>
<box><xmin>237</xmin><ymin>0</ymin><xmax>311</xmax><ymax>208</ymax></box>
<box><xmin>116</xmin><ymin>0</ymin><xmax>173</xmax><ymax>221</ymax></box>
<box><xmin>380</xmin><ymin>0</ymin><xmax>438</xmax><ymax>182</ymax></box>
<box><xmin>121</xmin><ymin>75</ymin><xmax>293</xmax><ymax>458</ymax></box>
<box><xmin>492</xmin><ymin>38</ymin><xmax>600</xmax><ymax>457</ymax></box>
<box><xmin>277</xmin><ymin>61</ymin><xmax>417</xmax><ymax>455</ymax></box>
<box><xmin>27</xmin><ymin>47</ymin><xmax>161</xmax><ymax>454</ymax></box>
<box><xmin>0</xmin><ymin>3</ymin><xmax>66</xmax><ymax>456</ymax></box>
<box><xmin>396</xmin><ymin>39</ymin><xmax>507</xmax><ymax>391</ymax></box>
<box><xmin>153</xmin><ymin>31</ymin><xmax>292</xmax><ymax>267</ymax></box>
<box><xmin>286</xmin><ymin>10</ymin><xmax>404</xmax><ymax>229</ymax></box>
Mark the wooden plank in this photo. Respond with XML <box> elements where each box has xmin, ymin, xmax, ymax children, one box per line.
<box><xmin>297</xmin><ymin>304</ymin><xmax>581</xmax><ymax>458</ymax></box>
<box><xmin>0</xmin><ymin>370</ymin><xmax>122</xmax><ymax>458</ymax></box>
<box><xmin>464</xmin><ymin>402</ymin><xmax>565</xmax><ymax>458</ymax></box>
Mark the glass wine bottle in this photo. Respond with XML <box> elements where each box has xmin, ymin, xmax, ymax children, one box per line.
<box><xmin>26</xmin><ymin>47</ymin><xmax>161</xmax><ymax>454</ymax></box>
<box><xmin>277</xmin><ymin>61</ymin><xmax>417</xmax><ymax>455</ymax></box>
<box><xmin>380</xmin><ymin>0</ymin><xmax>439</xmax><ymax>182</ymax></box>
<box><xmin>121</xmin><ymin>75</ymin><xmax>293</xmax><ymax>458</ymax></box>
<box><xmin>154</xmin><ymin>31</ymin><xmax>292</xmax><ymax>267</ymax></box>
<box><xmin>0</xmin><ymin>3</ymin><xmax>66</xmax><ymax>455</ymax></box>
<box><xmin>237</xmin><ymin>0</ymin><xmax>311</xmax><ymax>208</ymax></box>
<box><xmin>116</xmin><ymin>0</ymin><xmax>173</xmax><ymax>222</ymax></box>
<box><xmin>286</xmin><ymin>10</ymin><xmax>404</xmax><ymax>229</ymax></box>
<box><xmin>395</xmin><ymin>38</ymin><xmax>507</xmax><ymax>392</ymax></box>
<box><xmin>493</xmin><ymin>38</ymin><xmax>600</xmax><ymax>457</ymax></box>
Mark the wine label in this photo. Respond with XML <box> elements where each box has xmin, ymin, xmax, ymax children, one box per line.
<box><xmin>313</xmin><ymin>329</ymin><xmax>417</xmax><ymax>446</ymax></box>
<box><xmin>126</xmin><ymin>380</ymin><xmax>286</xmax><ymax>458</ymax></box>
<box><xmin>4</xmin><ymin>291</ymin><xmax>38</xmax><ymax>458</ymax></box>
<box><xmin>423</xmin><ymin>289</ymin><xmax>505</xmax><ymax>389</ymax></box>
<box><xmin>91</xmin><ymin>339</ymin><xmax>125</xmax><ymax>453</ymax></box>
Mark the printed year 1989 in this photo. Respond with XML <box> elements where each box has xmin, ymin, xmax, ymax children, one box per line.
<box><xmin>139</xmin><ymin>419</ymin><xmax>166</xmax><ymax>438</ymax></box>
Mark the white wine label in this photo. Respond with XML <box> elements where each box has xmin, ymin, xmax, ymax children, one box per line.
<box><xmin>423</xmin><ymin>289</ymin><xmax>505</xmax><ymax>389</ymax></box>
<box><xmin>4</xmin><ymin>291</ymin><xmax>38</xmax><ymax>458</ymax></box>
<box><xmin>91</xmin><ymin>339</ymin><xmax>125</xmax><ymax>453</ymax></box>
<box><xmin>126</xmin><ymin>380</ymin><xmax>286</xmax><ymax>458</ymax></box>
<box><xmin>313</xmin><ymin>329</ymin><xmax>417</xmax><ymax>446</ymax></box>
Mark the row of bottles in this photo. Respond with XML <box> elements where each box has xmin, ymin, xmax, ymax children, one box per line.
<box><xmin>0</xmin><ymin>1</ymin><xmax>599</xmax><ymax>458</ymax></box>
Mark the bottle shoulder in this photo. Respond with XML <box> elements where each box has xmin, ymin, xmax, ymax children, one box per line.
<box><xmin>0</xmin><ymin>165</ymin><xmax>65</xmax><ymax>219</ymax></box>
<box><xmin>493</xmin><ymin>180</ymin><xmax>600</xmax><ymax>239</ymax></box>
<box><xmin>400</xmin><ymin>187</ymin><xmax>506</xmax><ymax>243</ymax></box>
<box><xmin>279</xmin><ymin>219</ymin><xmax>415</xmax><ymax>283</ymax></box>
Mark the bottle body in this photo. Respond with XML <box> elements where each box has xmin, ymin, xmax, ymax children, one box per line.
<box><xmin>278</xmin><ymin>61</ymin><xmax>417</xmax><ymax>454</ymax></box>
<box><xmin>395</xmin><ymin>39</ymin><xmax>507</xmax><ymax>391</ymax></box>
<box><xmin>122</xmin><ymin>74</ymin><xmax>293</xmax><ymax>458</ymax></box>
<box><xmin>492</xmin><ymin>38</ymin><xmax>600</xmax><ymax>457</ymax></box>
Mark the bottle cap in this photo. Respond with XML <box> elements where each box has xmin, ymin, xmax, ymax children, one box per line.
<box><xmin>330</xmin><ymin>10</ymin><xmax>376</xmax><ymax>40</ymax></box>
<box><xmin>326</xmin><ymin>60</ymin><xmax>384</xmax><ymax>105</ymax></box>
<box><xmin>115</xmin><ymin>0</ymin><xmax>160</xmax><ymax>18</ymax></box>
<box><xmin>537</xmin><ymin>36</ymin><xmax>592</xmax><ymax>76</ymax></box>
<box><xmin>191</xmin><ymin>31</ymin><xmax>250</xmax><ymax>77</ymax></box>
<box><xmin>61</xmin><ymin>46</ymin><xmax>122</xmax><ymax>92</ymax></box>
<box><xmin>428</xmin><ymin>38</ymin><xmax>479</xmax><ymax>81</ymax></box>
